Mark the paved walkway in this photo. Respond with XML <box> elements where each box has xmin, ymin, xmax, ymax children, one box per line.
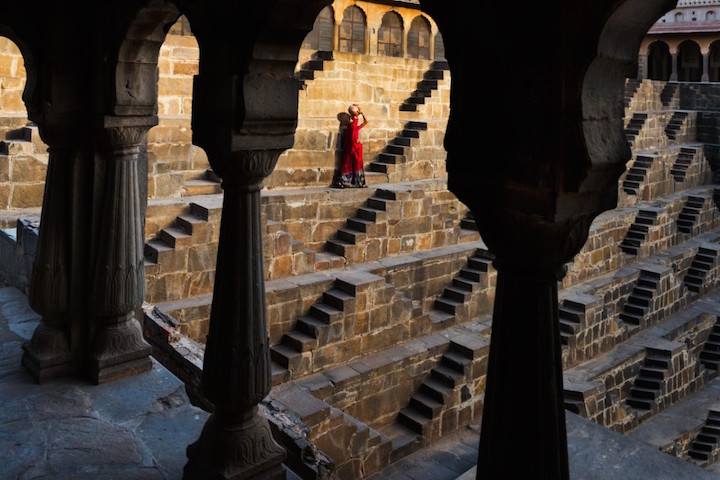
<box><xmin>2</xmin><ymin>285</ymin><xmax>720</xmax><ymax>479</ymax></box>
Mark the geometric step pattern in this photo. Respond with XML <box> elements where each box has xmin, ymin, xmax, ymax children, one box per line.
<box><xmin>618</xmin><ymin>269</ymin><xmax>661</xmax><ymax>326</ymax></box>
<box><xmin>624</xmin><ymin>112</ymin><xmax>648</xmax><ymax>146</ymax></box>
<box><xmin>399</xmin><ymin>60</ymin><xmax>449</xmax><ymax>112</ymax></box>
<box><xmin>269</xmin><ymin>274</ymin><xmax>378</xmax><ymax>378</ymax></box>
<box><xmin>620</xmin><ymin>209</ymin><xmax>659</xmax><ymax>255</ymax></box>
<box><xmin>459</xmin><ymin>211</ymin><xmax>476</xmax><ymax>231</ymax></box>
<box><xmin>624</xmin><ymin>78</ymin><xmax>640</xmax><ymax>108</ymax></box>
<box><xmin>671</xmin><ymin>147</ymin><xmax>697</xmax><ymax>183</ymax></box>
<box><xmin>677</xmin><ymin>194</ymin><xmax>706</xmax><ymax>234</ymax></box>
<box><xmin>665</xmin><ymin>111</ymin><xmax>689</xmax><ymax>141</ymax></box>
<box><xmin>429</xmin><ymin>248</ymin><xmax>494</xmax><ymax>327</ymax></box>
<box><xmin>625</xmin><ymin>349</ymin><xmax>671</xmax><ymax>411</ymax></box>
<box><xmin>688</xmin><ymin>409</ymin><xmax>720</xmax><ymax>465</ymax></box>
<box><xmin>369</xmin><ymin>121</ymin><xmax>428</xmax><ymax>174</ymax></box>
<box><xmin>660</xmin><ymin>82</ymin><xmax>679</xmax><ymax>107</ymax></box>
<box><xmin>699</xmin><ymin>317</ymin><xmax>720</xmax><ymax>370</ymax></box>
<box><xmin>396</xmin><ymin>343</ymin><xmax>473</xmax><ymax>438</ymax></box>
<box><xmin>665</xmin><ymin>111</ymin><xmax>688</xmax><ymax>140</ymax></box>
<box><xmin>622</xmin><ymin>155</ymin><xmax>654</xmax><ymax>196</ymax></box>
<box><xmin>295</xmin><ymin>50</ymin><xmax>333</xmax><ymax>85</ymax></box>
<box><xmin>558</xmin><ymin>298</ymin><xmax>587</xmax><ymax>346</ymax></box>
<box><xmin>684</xmin><ymin>244</ymin><xmax>720</xmax><ymax>294</ymax></box>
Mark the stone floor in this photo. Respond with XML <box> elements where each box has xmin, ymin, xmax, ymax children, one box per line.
<box><xmin>1</xmin><ymin>285</ymin><xmax>719</xmax><ymax>479</ymax></box>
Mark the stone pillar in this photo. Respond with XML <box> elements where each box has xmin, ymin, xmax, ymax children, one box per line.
<box><xmin>87</xmin><ymin>116</ymin><xmax>154</xmax><ymax>384</ymax></box>
<box><xmin>22</xmin><ymin>143</ymin><xmax>74</xmax><ymax>382</ymax></box>
<box><xmin>702</xmin><ymin>50</ymin><xmax>710</xmax><ymax>83</ymax></box>
<box><xmin>477</xmin><ymin>259</ymin><xmax>569</xmax><ymax>480</ymax></box>
<box><xmin>638</xmin><ymin>52</ymin><xmax>648</xmax><ymax>80</ymax></box>
<box><xmin>671</xmin><ymin>50</ymin><xmax>679</xmax><ymax>82</ymax></box>
<box><xmin>184</xmin><ymin>148</ymin><xmax>286</xmax><ymax>480</ymax></box>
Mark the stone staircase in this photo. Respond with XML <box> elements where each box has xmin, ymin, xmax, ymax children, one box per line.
<box><xmin>660</xmin><ymin>82</ymin><xmax>679</xmax><ymax>106</ymax></box>
<box><xmin>368</xmin><ymin>121</ymin><xmax>428</xmax><ymax>179</ymax></box>
<box><xmin>684</xmin><ymin>244</ymin><xmax>720</xmax><ymax>294</ymax></box>
<box><xmin>618</xmin><ymin>269</ymin><xmax>663</xmax><ymax>328</ymax></box>
<box><xmin>626</xmin><ymin>349</ymin><xmax>672</xmax><ymax>411</ymax></box>
<box><xmin>295</xmin><ymin>50</ymin><xmax>333</xmax><ymax>85</ymax></box>
<box><xmin>620</xmin><ymin>209</ymin><xmax>660</xmax><ymax>255</ymax></box>
<box><xmin>399</xmin><ymin>60</ymin><xmax>449</xmax><ymax>112</ymax></box>
<box><xmin>688</xmin><ymin>410</ymin><xmax>720</xmax><ymax>465</ymax></box>
<box><xmin>625</xmin><ymin>112</ymin><xmax>648</xmax><ymax>145</ymax></box>
<box><xmin>677</xmin><ymin>194</ymin><xmax>708</xmax><ymax>234</ymax></box>
<box><xmin>672</xmin><ymin>147</ymin><xmax>698</xmax><ymax>183</ymax></box>
<box><xmin>622</xmin><ymin>155</ymin><xmax>654</xmax><ymax>196</ymax></box>
<box><xmin>666</xmin><ymin>111</ymin><xmax>690</xmax><ymax>141</ymax></box>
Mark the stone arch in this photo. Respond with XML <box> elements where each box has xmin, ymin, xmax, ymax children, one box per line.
<box><xmin>678</xmin><ymin>39</ymin><xmax>702</xmax><ymax>82</ymax></box>
<box><xmin>113</xmin><ymin>1</ymin><xmax>183</xmax><ymax>116</ymax></box>
<box><xmin>708</xmin><ymin>10</ymin><xmax>717</xmax><ymax>21</ymax></box>
<box><xmin>338</xmin><ymin>5</ymin><xmax>367</xmax><ymax>54</ymax></box>
<box><xmin>407</xmin><ymin>15</ymin><xmax>431</xmax><ymax>60</ymax></box>
<box><xmin>709</xmin><ymin>39</ymin><xmax>720</xmax><ymax>82</ymax></box>
<box><xmin>648</xmin><ymin>40</ymin><xmax>672</xmax><ymax>81</ymax></box>
<box><xmin>378</xmin><ymin>11</ymin><xmax>403</xmax><ymax>58</ymax></box>
<box><xmin>302</xmin><ymin>5</ymin><xmax>335</xmax><ymax>52</ymax></box>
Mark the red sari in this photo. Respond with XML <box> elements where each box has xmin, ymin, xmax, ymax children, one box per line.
<box><xmin>334</xmin><ymin>116</ymin><xmax>367</xmax><ymax>188</ymax></box>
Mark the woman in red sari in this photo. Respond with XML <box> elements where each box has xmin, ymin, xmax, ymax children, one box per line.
<box><xmin>333</xmin><ymin>103</ymin><xmax>368</xmax><ymax>188</ymax></box>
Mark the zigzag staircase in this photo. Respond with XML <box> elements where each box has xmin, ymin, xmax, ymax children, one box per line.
<box><xmin>671</xmin><ymin>147</ymin><xmax>697</xmax><ymax>183</ymax></box>
<box><xmin>369</xmin><ymin>121</ymin><xmax>428</xmax><ymax>175</ymax></box>
<box><xmin>428</xmin><ymin>248</ymin><xmax>494</xmax><ymax>329</ymax></box>
<box><xmin>618</xmin><ymin>270</ymin><xmax>661</xmax><ymax>326</ymax></box>
<box><xmin>399</xmin><ymin>60</ymin><xmax>449</xmax><ymax>112</ymax></box>
<box><xmin>624</xmin><ymin>78</ymin><xmax>640</xmax><ymax>108</ymax></box>
<box><xmin>625</xmin><ymin>112</ymin><xmax>648</xmax><ymax>145</ymax></box>
<box><xmin>626</xmin><ymin>349</ymin><xmax>671</xmax><ymax>411</ymax></box>
<box><xmin>622</xmin><ymin>155</ymin><xmax>653</xmax><ymax>195</ymax></box>
<box><xmin>295</xmin><ymin>50</ymin><xmax>333</xmax><ymax>86</ymax></box>
<box><xmin>684</xmin><ymin>244</ymin><xmax>720</xmax><ymax>293</ymax></box>
<box><xmin>387</xmin><ymin>334</ymin><xmax>485</xmax><ymax>461</ymax></box>
<box><xmin>558</xmin><ymin>298</ymin><xmax>586</xmax><ymax>346</ymax></box>
<box><xmin>665</xmin><ymin>111</ymin><xmax>689</xmax><ymax>141</ymax></box>
<box><xmin>660</xmin><ymin>82</ymin><xmax>679</xmax><ymax>106</ymax></box>
<box><xmin>620</xmin><ymin>209</ymin><xmax>660</xmax><ymax>255</ymax></box>
<box><xmin>688</xmin><ymin>410</ymin><xmax>720</xmax><ymax>465</ymax></box>
<box><xmin>677</xmin><ymin>194</ymin><xmax>707</xmax><ymax>234</ymax></box>
<box><xmin>699</xmin><ymin>317</ymin><xmax>720</xmax><ymax>370</ymax></box>
<box><xmin>325</xmin><ymin>190</ymin><xmax>392</xmax><ymax>263</ymax></box>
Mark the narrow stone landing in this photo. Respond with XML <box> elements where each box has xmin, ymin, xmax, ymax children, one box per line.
<box><xmin>1</xmin><ymin>284</ymin><xmax>717</xmax><ymax>480</ymax></box>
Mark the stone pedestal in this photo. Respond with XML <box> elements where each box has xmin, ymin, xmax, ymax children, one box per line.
<box><xmin>22</xmin><ymin>145</ymin><xmax>73</xmax><ymax>382</ymax></box>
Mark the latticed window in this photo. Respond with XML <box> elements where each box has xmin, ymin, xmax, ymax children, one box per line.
<box><xmin>339</xmin><ymin>6</ymin><xmax>366</xmax><ymax>54</ymax></box>
<box><xmin>302</xmin><ymin>6</ymin><xmax>334</xmax><ymax>51</ymax></box>
<box><xmin>407</xmin><ymin>16</ymin><xmax>431</xmax><ymax>60</ymax></box>
<box><xmin>378</xmin><ymin>12</ymin><xmax>403</xmax><ymax>58</ymax></box>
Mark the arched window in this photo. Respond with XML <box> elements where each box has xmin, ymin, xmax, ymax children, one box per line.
<box><xmin>302</xmin><ymin>6</ymin><xmax>334</xmax><ymax>52</ymax></box>
<box><xmin>338</xmin><ymin>6</ymin><xmax>366</xmax><ymax>54</ymax></box>
<box><xmin>678</xmin><ymin>40</ymin><xmax>702</xmax><ymax>82</ymax></box>
<box><xmin>674</xmin><ymin>11</ymin><xmax>685</xmax><ymax>22</ymax></box>
<box><xmin>709</xmin><ymin>40</ymin><xmax>720</xmax><ymax>82</ymax></box>
<box><xmin>647</xmin><ymin>41</ymin><xmax>671</xmax><ymax>81</ymax></box>
<box><xmin>434</xmin><ymin>33</ymin><xmax>445</xmax><ymax>61</ymax></box>
<box><xmin>378</xmin><ymin>12</ymin><xmax>403</xmax><ymax>57</ymax></box>
<box><xmin>708</xmin><ymin>10</ymin><xmax>717</xmax><ymax>22</ymax></box>
<box><xmin>407</xmin><ymin>16</ymin><xmax>431</xmax><ymax>60</ymax></box>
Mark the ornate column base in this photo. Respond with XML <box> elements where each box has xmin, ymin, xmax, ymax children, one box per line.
<box><xmin>88</xmin><ymin>315</ymin><xmax>152</xmax><ymax>384</ymax></box>
<box><xmin>21</xmin><ymin>323</ymin><xmax>72</xmax><ymax>383</ymax></box>
<box><xmin>184</xmin><ymin>408</ymin><xmax>287</xmax><ymax>480</ymax></box>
